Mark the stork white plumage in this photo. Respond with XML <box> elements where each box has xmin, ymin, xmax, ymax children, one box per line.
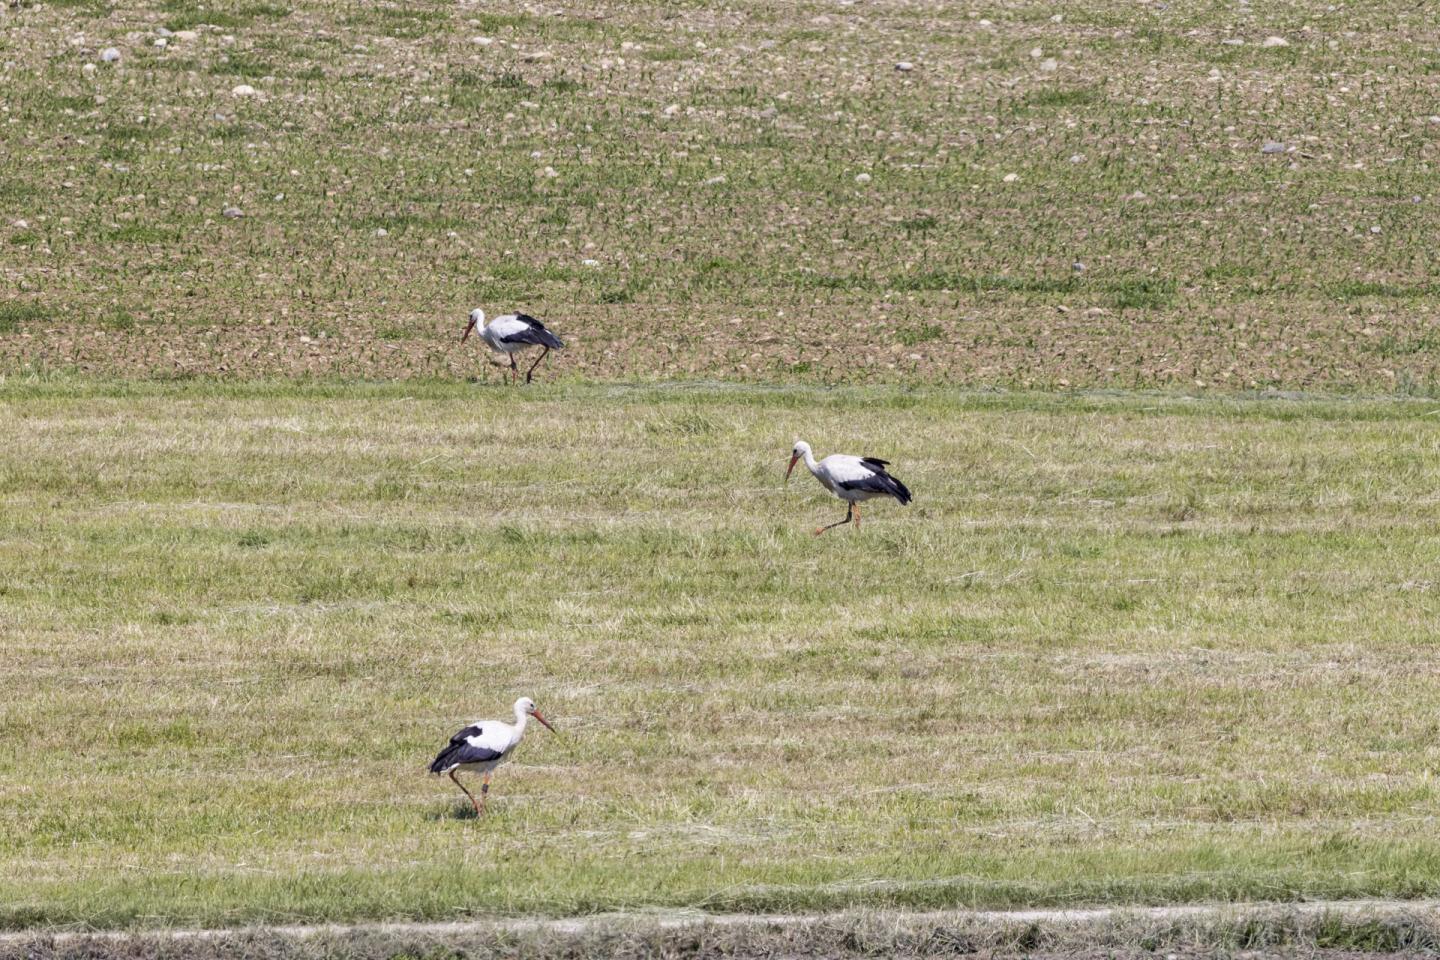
<box><xmin>785</xmin><ymin>439</ymin><xmax>913</xmax><ymax>535</ymax></box>
<box><xmin>461</xmin><ymin>309</ymin><xmax>565</xmax><ymax>384</ymax></box>
<box><xmin>429</xmin><ymin>697</ymin><xmax>556</xmax><ymax>816</ymax></box>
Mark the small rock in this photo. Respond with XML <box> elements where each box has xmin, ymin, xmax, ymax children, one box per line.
<box><xmin>100</xmin><ymin>47</ymin><xmax>121</xmax><ymax>62</ymax></box>
<box><xmin>471</xmin><ymin>36</ymin><xmax>493</xmax><ymax>45</ymax></box>
<box><xmin>854</xmin><ymin>172</ymin><xmax>871</xmax><ymax>183</ymax></box>
<box><xmin>1128</xmin><ymin>190</ymin><xmax>1148</xmax><ymax>200</ymax></box>
<box><xmin>14</xmin><ymin>219</ymin><xmax>28</xmax><ymax>229</ymax></box>
<box><xmin>1002</xmin><ymin>172</ymin><xmax>1019</xmax><ymax>182</ymax></box>
<box><xmin>1261</xmin><ymin>141</ymin><xmax>1286</xmax><ymax>154</ymax></box>
<box><xmin>375</xmin><ymin>228</ymin><xmax>388</xmax><ymax>237</ymax></box>
<box><xmin>156</xmin><ymin>26</ymin><xmax>173</xmax><ymax>37</ymax></box>
<box><xmin>704</xmin><ymin>175</ymin><xmax>727</xmax><ymax>186</ymax></box>
<box><xmin>542</xmin><ymin>166</ymin><xmax>558</xmax><ymax>178</ymax></box>
<box><xmin>1222</xmin><ymin>38</ymin><xmax>1245</xmax><ymax>46</ymax></box>
<box><xmin>1069</xmin><ymin>153</ymin><xmax>1086</xmax><ymax>163</ymax></box>
<box><xmin>1029</xmin><ymin>47</ymin><xmax>1043</xmax><ymax>58</ymax></box>
<box><xmin>1262</xmin><ymin>35</ymin><xmax>1289</xmax><ymax>47</ymax></box>
<box><xmin>1039</xmin><ymin>58</ymin><xmax>1058</xmax><ymax>72</ymax></box>
<box><xmin>662</xmin><ymin>103</ymin><xmax>680</xmax><ymax>116</ymax></box>
<box><xmin>222</xmin><ymin>206</ymin><xmax>243</xmax><ymax>219</ymax></box>
<box><xmin>1370</xmin><ymin>225</ymin><xmax>1381</xmax><ymax>234</ymax></box>
<box><xmin>1072</xmin><ymin>261</ymin><xmax>1086</xmax><ymax>273</ymax></box>
<box><xmin>581</xmin><ymin>258</ymin><xmax>600</xmax><ymax>267</ymax></box>
<box><xmin>174</xmin><ymin>30</ymin><xmax>198</xmax><ymax>41</ymax></box>
<box><xmin>231</xmin><ymin>83</ymin><xmax>257</xmax><ymax>97</ymax></box>
<box><xmin>895</xmin><ymin>61</ymin><xmax>914</xmax><ymax>71</ymax></box>
<box><xmin>82</xmin><ymin>63</ymin><xmax>96</xmax><ymax>75</ymax></box>
<box><xmin>154</xmin><ymin>38</ymin><xmax>168</xmax><ymax>47</ymax></box>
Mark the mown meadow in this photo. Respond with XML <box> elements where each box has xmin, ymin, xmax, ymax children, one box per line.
<box><xmin>5</xmin><ymin>381</ymin><xmax>1440</xmax><ymax>926</ymax></box>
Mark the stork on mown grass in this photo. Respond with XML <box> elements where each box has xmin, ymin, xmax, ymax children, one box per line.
<box><xmin>785</xmin><ymin>440</ymin><xmax>913</xmax><ymax>534</ymax></box>
<box><xmin>461</xmin><ymin>309</ymin><xmax>565</xmax><ymax>383</ymax></box>
<box><xmin>429</xmin><ymin>697</ymin><xmax>555</xmax><ymax>816</ymax></box>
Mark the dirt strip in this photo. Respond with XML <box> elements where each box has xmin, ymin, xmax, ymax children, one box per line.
<box><xmin>7</xmin><ymin>899</ymin><xmax>1440</xmax><ymax>952</ymax></box>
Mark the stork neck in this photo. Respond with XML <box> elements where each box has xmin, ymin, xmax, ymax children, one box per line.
<box><xmin>802</xmin><ymin>448</ymin><xmax>822</xmax><ymax>476</ymax></box>
<box><xmin>512</xmin><ymin>704</ymin><xmax>529</xmax><ymax>730</ymax></box>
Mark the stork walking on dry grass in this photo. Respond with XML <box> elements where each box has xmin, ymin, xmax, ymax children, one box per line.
<box><xmin>429</xmin><ymin>697</ymin><xmax>556</xmax><ymax>816</ymax></box>
<box><xmin>785</xmin><ymin>440</ymin><xmax>913</xmax><ymax>534</ymax></box>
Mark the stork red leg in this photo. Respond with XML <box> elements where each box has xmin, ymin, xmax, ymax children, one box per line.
<box><xmin>509</xmin><ymin>355</ymin><xmax>519</xmax><ymax>384</ymax></box>
<box><xmin>450</xmin><ymin>770</ymin><xmax>482</xmax><ymax>816</ymax></box>
<box><xmin>524</xmin><ymin>346</ymin><xmax>550</xmax><ymax>384</ymax></box>
<box><xmin>853</xmin><ymin>504</ymin><xmax>861</xmax><ymax>530</ymax></box>
<box><xmin>480</xmin><ymin>772</ymin><xmax>492</xmax><ymax>814</ymax></box>
<box><xmin>814</xmin><ymin>502</ymin><xmax>854</xmax><ymax>536</ymax></box>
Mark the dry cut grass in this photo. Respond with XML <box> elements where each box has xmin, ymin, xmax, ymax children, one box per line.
<box><xmin>5</xmin><ymin>379</ymin><xmax>1440</xmax><ymax>927</ymax></box>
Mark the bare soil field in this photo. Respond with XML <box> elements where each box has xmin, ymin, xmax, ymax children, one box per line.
<box><xmin>2</xmin><ymin>0</ymin><xmax>1439</xmax><ymax>389</ymax></box>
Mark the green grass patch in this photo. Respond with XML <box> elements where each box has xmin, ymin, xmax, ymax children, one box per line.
<box><xmin>1333</xmin><ymin>281</ymin><xmax>1435</xmax><ymax>300</ymax></box>
<box><xmin>344</xmin><ymin>6</ymin><xmax>448</xmax><ymax>39</ymax></box>
<box><xmin>0</xmin><ymin>302</ymin><xmax>52</xmax><ymax>332</ymax></box>
<box><xmin>108</xmin><ymin>224</ymin><xmax>183</xmax><ymax>244</ymax></box>
<box><xmin>896</xmin><ymin>323</ymin><xmax>944</xmax><ymax>346</ymax></box>
<box><xmin>1018</xmin><ymin>85</ymin><xmax>1101</xmax><ymax>110</ymax></box>
<box><xmin>161</xmin><ymin>0</ymin><xmax>290</xmax><ymax>30</ymax></box>
<box><xmin>208</xmin><ymin>53</ymin><xmax>276</xmax><ymax>78</ymax></box>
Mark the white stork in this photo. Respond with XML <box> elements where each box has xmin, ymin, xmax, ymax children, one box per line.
<box><xmin>429</xmin><ymin>696</ymin><xmax>555</xmax><ymax>816</ymax></box>
<box><xmin>785</xmin><ymin>439</ymin><xmax>913</xmax><ymax>535</ymax></box>
<box><xmin>461</xmin><ymin>309</ymin><xmax>565</xmax><ymax>384</ymax></box>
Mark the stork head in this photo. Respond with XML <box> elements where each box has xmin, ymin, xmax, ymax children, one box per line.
<box><xmin>514</xmin><ymin>696</ymin><xmax>555</xmax><ymax>733</ymax></box>
<box><xmin>461</xmin><ymin>309</ymin><xmax>485</xmax><ymax>342</ymax></box>
<box><xmin>785</xmin><ymin>440</ymin><xmax>811</xmax><ymax>482</ymax></box>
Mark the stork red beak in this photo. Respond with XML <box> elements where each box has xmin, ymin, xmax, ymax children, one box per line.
<box><xmin>461</xmin><ymin>315</ymin><xmax>477</xmax><ymax>342</ymax></box>
<box><xmin>785</xmin><ymin>452</ymin><xmax>799</xmax><ymax>482</ymax></box>
<box><xmin>532</xmin><ymin>710</ymin><xmax>556</xmax><ymax>733</ymax></box>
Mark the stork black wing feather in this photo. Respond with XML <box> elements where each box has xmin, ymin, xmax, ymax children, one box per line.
<box><xmin>449</xmin><ymin>724</ymin><xmax>483</xmax><ymax>744</ymax></box>
<box><xmin>498</xmin><ymin>314</ymin><xmax>565</xmax><ymax>349</ymax></box>
<box><xmin>429</xmin><ymin>725</ymin><xmax>504</xmax><ymax>773</ymax></box>
<box><xmin>837</xmin><ymin>460</ymin><xmax>913</xmax><ymax>505</ymax></box>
